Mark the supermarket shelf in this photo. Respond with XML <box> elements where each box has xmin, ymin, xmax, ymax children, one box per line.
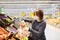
<box><xmin>0</xmin><ymin>1</ymin><xmax>60</xmax><ymax>4</ymax></box>
<box><xmin>0</xmin><ymin>0</ymin><xmax>60</xmax><ymax>1</ymax></box>
<box><xmin>46</xmin><ymin>22</ymin><xmax>60</xmax><ymax>31</ymax></box>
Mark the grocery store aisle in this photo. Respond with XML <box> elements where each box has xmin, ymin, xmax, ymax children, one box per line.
<box><xmin>45</xmin><ymin>24</ymin><xmax>60</xmax><ymax>40</ymax></box>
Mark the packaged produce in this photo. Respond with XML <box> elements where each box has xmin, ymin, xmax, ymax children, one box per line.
<box><xmin>17</xmin><ymin>20</ymin><xmax>29</xmax><ymax>40</ymax></box>
<box><xmin>0</xmin><ymin>27</ymin><xmax>9</xmax><ymax>40</ymax></box>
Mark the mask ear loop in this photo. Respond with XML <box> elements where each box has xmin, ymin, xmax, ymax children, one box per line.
<box><xmin>34</xmin><ymin>11</ymin><xmax>36</xmax><ymax>16</ymax></box>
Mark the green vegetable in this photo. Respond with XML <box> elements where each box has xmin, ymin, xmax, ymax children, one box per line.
<box><xmin>20</xmin><ymin>36</ymin><xmax>28</xmax><ymax>40</ymax></box>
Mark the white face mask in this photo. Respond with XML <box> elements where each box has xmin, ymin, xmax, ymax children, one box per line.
<box><xmin>33</xmin><ymin>16</ymin><xmax>41</xmax><ymax>22</ymax></box>
<box><xmin>33</xmin><ymin>16</ymin><xmax>39</xmax><ymax>20</ymax></box>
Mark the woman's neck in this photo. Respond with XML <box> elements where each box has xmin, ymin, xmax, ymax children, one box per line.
<box><xmin>37</xmin><ymin>19</ymin><xmax>43</xmax><ymax>22</ymax></box>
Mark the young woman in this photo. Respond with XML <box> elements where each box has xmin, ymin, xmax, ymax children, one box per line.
<box><xmin>24</xmin><ymin>9</ymin><xmax>46</xmax><ymax>40</ymax></box>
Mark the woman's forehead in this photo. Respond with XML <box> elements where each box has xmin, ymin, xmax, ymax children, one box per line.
<box><xmin>34</xmin><ymin>11</ymin><xmax>39</xmax><ymax>16</ymax></box>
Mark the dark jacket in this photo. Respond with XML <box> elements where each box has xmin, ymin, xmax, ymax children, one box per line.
<box><xmin>29</xmin><ymin>20</ymin><xmax>46</xmax><ymax>40</ymax></box>
<box><xmin>24</xmin><ymin>19</ymin><xmax>46</xmax><ymax>40</ymax></box>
